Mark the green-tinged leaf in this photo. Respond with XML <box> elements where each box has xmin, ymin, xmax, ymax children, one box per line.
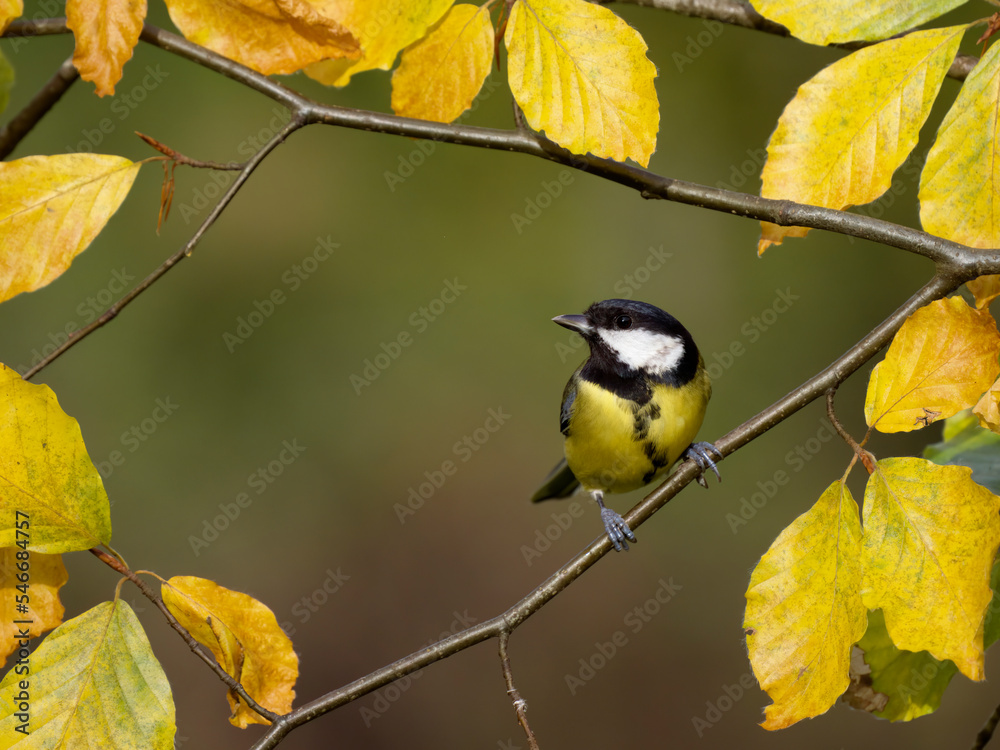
<box><xmin>0</xmin><ymin>153</ymin><xmax>141</xmax><ymax>302</ymax></box>
<box><xmin>984</xmin><ymin>556</ymin><xmax>1000</xmax><ymax>651</ymax></box>
<box><xmin>0</xmin><ymin>363</ymin><xmax>111</xmax><ymax>553</ymax></box>
<box><xmin>0</xmin><ymin>600</ymin><xmax>175</xmax><ymax>748</ymax></box>
<box><xmin>846</xmin><ymin>608</ymin><xmax>959</xmax><ymax>721</ymax></box>
<box><xmin>745</xmin><ymin>481</ymin><xmax>866</xmax><ymax>729</ymax></box>
<box><xmin>0</xmin><ymin>48</ymin><xmax>12</xmax><ymax>115</ymax></box>
<box><xmin>861</xmin><ymin>457</ymin><xmax>1000</xmax><ymax>680</ymax></box>
<box><xmin>920</xmin><ymin>39</ymin><xmax>1000</xmax><ymax>247</ymax></box>
<box><xmin>749</xmin><ymin>0</ymin><xmax>965</xmax><ymax>46</ymax></box>
<box><xmin>504</xmin><ymin>0</ymin><xmax>659</xmax><ymax>166</ymax></box>
<box><xmin>758</xmin><ymin>26</ymin><xmax>965</xmax><ymax>253</ymax></box>
<box><xmin>924</xmin><ymin>410</ymin><xmax>1000</xmax><ymax>494</ymax></box>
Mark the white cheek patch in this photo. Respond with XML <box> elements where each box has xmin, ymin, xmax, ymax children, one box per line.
<box><xmin>598</xmin><ymin>329</ymin><xmax>685</xmax><ymax>374</ymax></box>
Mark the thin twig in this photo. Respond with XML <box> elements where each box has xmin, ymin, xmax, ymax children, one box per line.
<box><xmin>826</xmin><ymin>385</ymin><xmax>875</xmax><ymax>472</ymax></box>
<box><xmin>498</xmin><ymin>630</ymin><xmax>540</xmax><ymax>749</ymax></box>
<box><xmin>88</xmin><ymin>547</ymin><xmax>280</xmax><ymax>724</ymax></box>
<box><xmin>22</xmin><ymin>111</ymin><xmax>304</xmax><ymax>380</ymax></box>
<box><xmin>0</xmin><ymin>56</ymin><xmax>79</xmax><ymax>159</ymax></box>
<box><xmin>973</xmin><ymin>698</ymin><xmax>1000</xmax><ymax>749</ymax></box>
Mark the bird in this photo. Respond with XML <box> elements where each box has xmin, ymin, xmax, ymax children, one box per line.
<box><xmin>531</xmin><ymin>299</ymin><xmax>720</xmax><ymax>551</ymax></box>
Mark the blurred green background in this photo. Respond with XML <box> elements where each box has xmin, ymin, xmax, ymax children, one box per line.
<box><xmin>2</xmin><ymin>2</ymin><xmax>996</xmax><ymax>748</ymax></box>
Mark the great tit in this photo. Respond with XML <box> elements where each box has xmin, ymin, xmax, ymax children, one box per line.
<box><xmin>531</xmin><ymin>299</ymin><xmax>720</xmax><ymax>551</ymax></box>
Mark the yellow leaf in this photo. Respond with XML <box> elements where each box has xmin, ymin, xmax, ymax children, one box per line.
<box><xmin>974</xmin><ymin>377</ymin><xmax>1000</xmax><ymax>432</ymax></box>
<box><xmin>749</xmin><ymin>0</ymin><xmax>965</xmax><ymax>46</ymax></box>
<box><xmin>0</xmin><ymin>600</ymin><xmax>175</xmax><ymax>748</ymax></box>
<box><xmin>968</xmin><ymin>275</ymin><xmax>1000</xmax><ymax>310</ymax></box>
<box><xmin>66</xmin><ymin>0</ymin><xmax>147</xmax><ymax>97</ymax></box>
<box><xmin>391</xmin><ymin>4</ymin><xmax>493</xmax><ymax>123</ymax></box>
<box><xmin>758</xmin><ymin>26</ymin><xmax>965</xmax><ymax>254</ymax></box>
<box><xmin>0</xmin><ymin>153</ymin><xmax>140</xmax><ymax>303</ymax></box>
<box><xmin>0</xmin><ymin>551</ymin><xmax>67</xmax><ymax>664</ymax></box>
<box><xmin>504</xmin><ymin>0</ymin><xmax>659</xmax><ymax>167</ymax></box>
<box><xmin>306</xmin><ymin>0</ymin><xmax>454</xmax><ymax>87</ymax></box>
<box><xmin>0</xmin><ymin>364</ymin><xmax>112</xmax><ymax>553</ymax></box>
<box><xmin>920</xmin><ymin>40</ymin><xmax>1000</xmax><ymax>248</ymax></box>
<box><xmin>163</xmin><ymin>0</ymin><xmax>360</xmax><ymax>76</ymax></box>
<box><xmin>162</xmin><ymin>576</ymin><xmax>297</xmax><ymax>727</ymax></box>
<box><xmin>864</xmin><ymin>297</ymin><xmax>1000</xmax><ymax>433</ymax></box>
<box><xmin>744</xmin><ymin>481</ymin><xmax>865</xmax><ymax>729</ymax></box>
<box><xmin>861</xmin><ymin>457</ymin><xmax>1000</xmax><ymax>680</ymax></box>
<box><xmin>0</xmin><ymin>1</ymin><xmax>21</xmax><ymax>34</ymax></box>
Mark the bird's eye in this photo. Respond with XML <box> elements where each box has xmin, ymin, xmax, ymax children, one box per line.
<box><xmin>614</xmin><ymin>315</ymin><xmax>632</xmax><ymax>329</ymax></box>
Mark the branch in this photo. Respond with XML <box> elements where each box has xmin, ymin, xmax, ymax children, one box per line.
<box><xmin>22</xmin><ymin>113</ymin><xmax>306</xmax><ymax>380</ymax></box>
<box><xmin>498</xmin><ymin>630</ymin><xmax>539</xmax><ymax>749</ymax></box>
<box><xmin>88</xmin><ymin>547</ymin><xmax>279</xmax><ymax>724</ymax></box>
<box><xmin>973</xmin><ymin>697</ymin><xmax>1000</xmax><ymax>750</ymax></box>
<box><xmin>0</xmin><ymin>55</ymin><xmax>79</xmax><ymax>159</ymax></box>
<box><xmin>249</xmin><ymin>270</ymin><xmax>958</xmax><ymax>749</ymax></box>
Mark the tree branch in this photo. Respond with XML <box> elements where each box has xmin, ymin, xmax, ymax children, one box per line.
<box><xmin>0</xmin><ymin>55</ymin><xmax>78</xmax><ymax>159</ymax></box>
<box><xmin>499</xmin><ymin>630</ymin><xmax>540</xmax><ymax>749</ymax></box>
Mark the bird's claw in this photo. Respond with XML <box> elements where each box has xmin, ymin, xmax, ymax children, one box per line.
<box><xmin>600</xmin><ymin>507</ymin><xmax>637</xmax><ymax>552</ymax></box>
<box><xmin>685</xmin><ymin>441</ymin><xmax>722</xmax><ymax>489</ymax></box>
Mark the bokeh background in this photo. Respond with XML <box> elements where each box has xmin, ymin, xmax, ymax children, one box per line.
<box><xmin>1</xmin><ymin>2</ymin><xmax>996</xmax><ymax>748</ymax></box>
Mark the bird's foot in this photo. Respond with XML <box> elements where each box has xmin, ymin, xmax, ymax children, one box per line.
<box><xmin>593</xmin><ymin>491</ymin><xmax>637</xmax><ymax>551</ymax></box>
<box><xmin>684</xmin><ymin>441</ymin><xmax>723</xmax><ymax>489</ymax></box>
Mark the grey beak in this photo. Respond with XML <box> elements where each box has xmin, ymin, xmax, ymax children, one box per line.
<box><xmin>553</xmin><ymin>314</ymin><xmax>593</xmax><ymax>335</ymax></box>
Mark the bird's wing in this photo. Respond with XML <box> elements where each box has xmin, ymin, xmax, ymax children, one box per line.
<box><xmin>559</xmin><ymin>372</ymin><xmax>579</xmax><ymax>436</ymax></box>
<box><xmin>530</xmin><ymin>458</ymin><xmax>579</xmax><ymax>502</ymax></box>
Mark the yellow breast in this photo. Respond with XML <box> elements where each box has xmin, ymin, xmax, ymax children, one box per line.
<box><xmin>564</xmin><ymin>371</ymin><xmax>710</xmax><ymax>494</ymax></box>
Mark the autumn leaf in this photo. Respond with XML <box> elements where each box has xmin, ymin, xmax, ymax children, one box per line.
<box><xmin>864</xmin><ymin>297</ymin><xmax>1000</xmax><ymax>433</ymax></box>
<box><xmin>758</xmin><ymin>26</ymin><xmax>965</xmax><ymax>253</ymax></box>
<box><xmin>845</xmin><ymin>608</ymin><xmax>958</xmax><ymax>721</ymax></box>
<box><xmin>861</xmin><ymin>457</ymin><xmax>1000</xmax><ymax>680</ymax></box>
<box><xmin>305</xmin><ymin>0</ymin><xmax>453</xmax><ymax>87</ymax></box>
<box><xmin>0</xmin><ymin>1</ymin><xmax>21</xmax><ymax>34</ymax></box>
<box><xmin>0</xmin><ymin>153</ymin><xmax>141</xmax><ymax>303</ymax></box>
<box><xmin>0</xmin><ymin>550</ymin><xmax>67</xmax><ymax>663</ymax></box>
<box><xmin>920</xmin><ymin>40</ymin><xmax>1000</xmax><ymax>248</ymax></box>
<box><xmin>163</xmin><ymin>0</ymin><xmax>360</xmax><ymax>76</ymax></box>
<box><xmin>504</xmin><ymin>0</ymin><xmax>659</xmax><ymax>166</ymax></box>
<box><xmin>925</xmin><ymin>410</ymin><xmax>1000</xmax><ymax>493</ymax></box>
<box><xmin>66</xmin><ymin>0</ymin><xmax>147</xmax><ymax>97</ymax></box>
<box><xmin>974</xmin><ymin>379</ymin><xmax>1000</xmax><ymax>433</ymax></box>
<box><xmin>744</xmin><ymin>481</ymin><xmax>865</xmax><ymax>729</ymax></box>
<box><xmin>968</xmin><ymin>276</ymin><xmax>1000</xmax><ymax>310</ymax></box>
<box><xmin>0</xmin><ymin>600</ymin><xmax>175</xmax><ymax>747</ymax></box>
<box><xmin>0</xmin><ymin>47</ymin><xmax>12</xmax><ymax>115</ymax></box>
<box><xmin>749</xmin><ymin>0</ymin><xmax>965</xmax><ymax>46</ymax></box>
<box><xmin>391</xmin><ymin>3</ymin><xmax>493</xmax><ymax>123</ymax></box>
<box><xmin>0</xmin><ymin>364</ymin><xmax>112</xmax><ymax>554</ymax></box>
<box><xmin>162</xmin><ymin>576</ymin><xmax>297</xmax><ymax>726</ymax></box>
